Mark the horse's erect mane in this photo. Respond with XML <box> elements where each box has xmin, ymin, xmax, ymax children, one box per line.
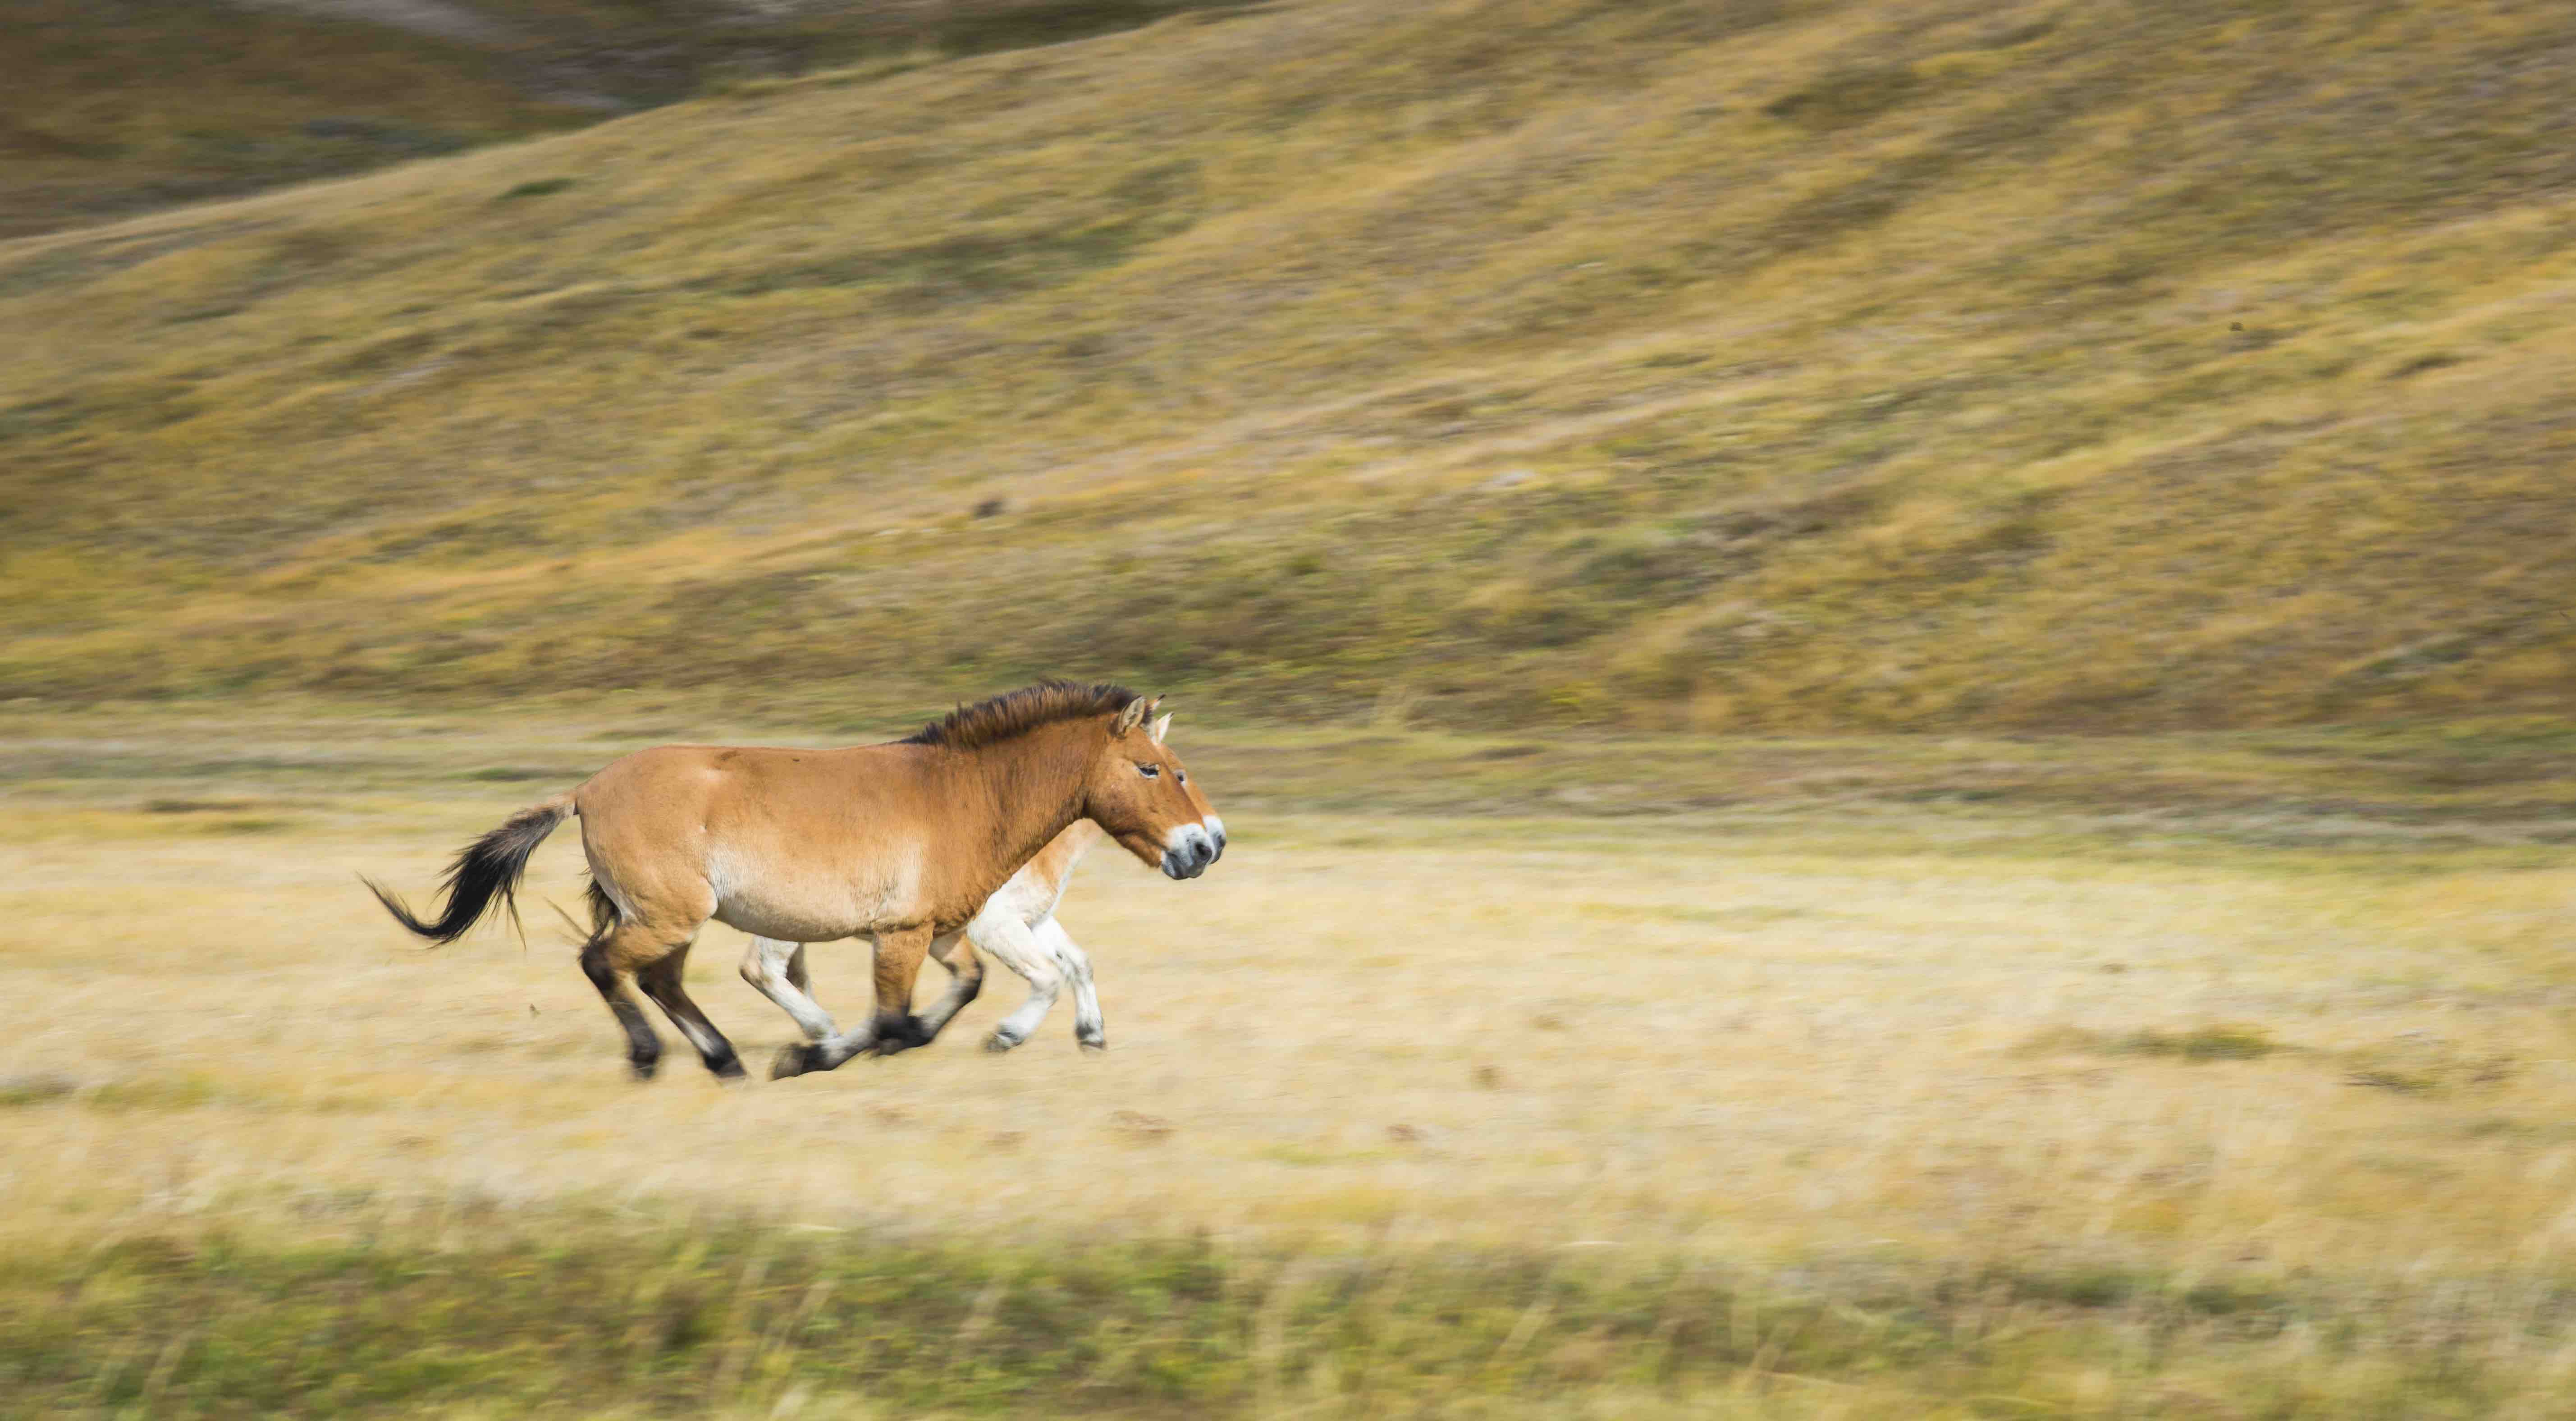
<box><xmin>898</xmin><ymin>680</ymin><xmax>1139</xmax><ymax>752</ymax></box>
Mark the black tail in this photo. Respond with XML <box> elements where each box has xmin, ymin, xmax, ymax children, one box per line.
<box><xmin>546</xmin><ymin>877</ymin><xmax>623</xmax><ymax>955</ymax></box>
<box><xmin>366</xmin><ymin>796</ymin><xmax>574</xmax><ymax>945</ymax></box>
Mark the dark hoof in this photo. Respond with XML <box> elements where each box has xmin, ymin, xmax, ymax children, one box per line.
<box><xmin>1078</xmin><ymin>1036</ymin><xmax>1107</xmax><ymax>1054</ymax></box>
<box><xmin>630</xmin><ymin>1055</ymin><xmax>660</xmax><ymax>1082</ymax></box>
<box><xmin>771</xmin><ymin>1043</ymin><xmax>822</xmax><ymax>1079</ymax></box>
<box><xmin>870</xmin><ymin>1014</ymin><xmax>933</xmax><ymax>1058</ymax></box>
<box><xmin>708</xmin><ymin>1052</ymin><xmax>747</xmax><ymax>1083</ymax></box>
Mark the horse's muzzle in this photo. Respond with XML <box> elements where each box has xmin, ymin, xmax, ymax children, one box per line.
<box><xmin>1161</xmin><ymin>824</ymin><xmax>1218</xmax><ymax>879</ymax></box>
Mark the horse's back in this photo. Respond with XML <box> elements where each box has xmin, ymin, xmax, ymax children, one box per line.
<box><xmin>579</xmin><ymin>742</ymin><xmax>927</xmax><ymax>819</ymax></box>
<box><xmin>575</xmin><ymin>742</ymin><xmax>944</xmax><ymax>940</ymax></box>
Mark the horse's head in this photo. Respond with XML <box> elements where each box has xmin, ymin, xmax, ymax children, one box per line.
<box><xmin>1084</xmin><ymin>696</ymin><xmax>1224</xmax><ymax>880</ymax></box>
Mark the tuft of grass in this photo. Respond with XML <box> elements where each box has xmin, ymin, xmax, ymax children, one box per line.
<box><xmin>495</xmin><ymin>177</ymin><xmax>577</xmax><ymax>201</ymax></box>
<box><xmin>2022</xmin><ymin>1023</ymin><xmax>2288</xmax><ymax>1062</ymax></box>
<box><xmin>458</xmin><ymin>765</ymin><xmax>579</xmax><ymax>782</ymax></box>
<box><xmin>2340</xmin><ymin>1036</ymin><xmax>2519</xmax><ymax>1096</ymax></box>
<box><xmin>205</xmin><ymin>815</ymin><xmax>299</xmax><ymax>835</ymax></box>
<box><xmin>0</xmin><ymin>1074</ymin><xmax>77</xmax><ymax>1108</ymax></box>
<box><xmin>1762</xmin><ymin>64</ymin><xmax>1925</xmax><ymax>130</ymax></box>
<box><xmin>85</xmin><ymin>1075</ymin><xmax>230</xmax><ymax>1112</ymax></box>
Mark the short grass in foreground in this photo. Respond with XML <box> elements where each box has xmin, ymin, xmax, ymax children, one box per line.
<box><xmin>0</xmin><ymin>1221</ymin><xmax>2549</xmax><ymax>1418</ymax></box>
<box><xmin>2</xmin><ymin>706</ymin><xmax>2575</xmax><ymax>1414</ymax></box>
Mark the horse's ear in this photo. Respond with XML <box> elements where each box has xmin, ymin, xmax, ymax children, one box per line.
<box><xmin>1113</xmin><ymin>698</ymin><xmax>1149</xmax><ymax>736</ymax></box>
<box><xmin>1151</xmin><ymin>712</ymin><xmax>1171</xmax><ymax>745</ymax></box>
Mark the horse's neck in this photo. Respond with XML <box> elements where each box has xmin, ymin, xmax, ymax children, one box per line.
<box><xmin>945</xmin><ymin>722</ymin><xmax>1099</xmax><ymax>873</ymax></box>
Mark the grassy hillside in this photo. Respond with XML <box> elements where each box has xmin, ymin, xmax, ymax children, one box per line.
<box><xmin>5</xmin><ymin>0</ymin><xmax>2575</xmax><ymax>729</ymax></box>
<box><xmin>2</xmin><ymin>0</ymin><xmax>582</xmax><ymax>237</ymax></box>
<box><xmin>0</xmin><ymin>0</ymin><xmax>1250</xmax><ymax>238</ymax></box>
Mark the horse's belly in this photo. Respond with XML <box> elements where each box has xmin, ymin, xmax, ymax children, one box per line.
<box><xmin>702</xmin><ymin>840</ymin><xmax>921</xmax><ymax>942</ymax></box>
<box><xmin>711</xmin><ymin>894</ymin><xmax>859</xmax><ymax>942</ymax></box>
<box><xmin>704</xmin><ymin>862</ymin><xmax>865</xmax><ymax>940</ymax></box>
<box><xmin>705</xmin><ymin>863</ymin><xmax>910</xmax><ymax>942</ymax></box>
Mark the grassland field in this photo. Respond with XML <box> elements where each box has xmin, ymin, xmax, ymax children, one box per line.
<box><xmin>9</xmin><ymin>0</ymin><xmax>2576</xmax><ymax>1413</ymax></box>
<box><xmin>3</xmin><ymin>703</ymin><xmax>2575</xmax><ymax>1416</ymax></box>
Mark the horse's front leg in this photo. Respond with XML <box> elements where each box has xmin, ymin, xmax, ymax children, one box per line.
<box><xmin>773</xmin><ymin>926</ymin><xmax>939</xmax><ymax>1075</ymax></box>
<box><xmin>1036</xmin><ymin>917</ymin><xmax>1107</xmax><ymax>1052</ymax></box>
<box><xmin>970</xmin><ymin>912</ymin><xmax>1063</xmax><ymax>1054</ymax></box>
<box><xmin>860</xmin><ymin>924</ymin><xmax>937</xmax><ymax>1057</ymax></box>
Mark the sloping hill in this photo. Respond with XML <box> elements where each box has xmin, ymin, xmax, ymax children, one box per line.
<box><xmin>0</xmin><ymin>0</ymin><xmax>1250</xmax><ymax>238</ymax></box>
<box><xmin>5</xmin><ymin>0</ymin><xmax>2574</xmax><ymax>729</ymax></box>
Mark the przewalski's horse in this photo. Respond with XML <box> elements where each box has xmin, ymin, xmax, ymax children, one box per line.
<box><xmin>366</xmin><ymin>683</ymin><xmax>1224</xmax><ymax>1082</ymax></box>
<box><xmin>738</xmin><ymin>710</ymin><xmax>1216</xmax><ymax>1056</ymax></box>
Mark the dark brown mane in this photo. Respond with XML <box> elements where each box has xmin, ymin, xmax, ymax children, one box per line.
<box><xmin>899</xmin><ymin>680</ymin><xmax>1139</xmax><ymax>752</ymax></box>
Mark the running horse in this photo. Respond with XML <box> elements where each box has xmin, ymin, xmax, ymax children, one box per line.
<box><xmin>366</xmin><ymin>683</ymin><xmax>1224</xmax><ymax>1081</ymax></box>
<box><xmin>741</xmin><ymin>708</ymin><xmax>1213</xmax><ymax>1056</ymax></box>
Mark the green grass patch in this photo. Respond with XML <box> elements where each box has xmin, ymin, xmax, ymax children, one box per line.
<box><xmin>0</xmin><ymin>1221</ymin><xmax>2551</xmax><ymax>1416</ymax></box>
<box><xmin>0</xmin><ymin>1074</ymin><xmax>78</xmax><ymax>1109</ymax></box>
<box><xmin>458</xmin><ymin>766</ymin><xmax>583</xmax><ymax>782</ymax></box>
<box><xmin>495</xmin><ymin>177</ymin><xmax>577</xmax><ymax>201</ymax></box>
<box><xmin>2022</xmin><ymin>1023</ymin><xmax>2288</xmax><ymax>1062</ymax></box>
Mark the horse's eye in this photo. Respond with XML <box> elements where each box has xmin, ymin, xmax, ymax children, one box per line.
<box><xmin>1176</xmin><ymin>770</ymin><xmax>1186</xmax><ymax>784</ymax></box>
<box><xmin>1137</xmin><ymin>764</ymin><xmax>1160</xmax><ymax>778</ymax></box>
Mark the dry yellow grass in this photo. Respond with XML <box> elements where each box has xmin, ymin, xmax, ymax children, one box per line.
<box><xmin>6</xmin><ymin>0</ymin><xmax>2575</xmax><ymax>728</ymax></box>
<box><xmin>5</xmin><ymin>706</ymin><xmax>2576</xmax><ymax>1412</ymax></box>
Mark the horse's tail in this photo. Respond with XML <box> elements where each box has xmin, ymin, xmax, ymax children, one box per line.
<box><xmin>365</xmin><ymin>793</ymin><xmax>576</xmax><ymax>945</ymax></box>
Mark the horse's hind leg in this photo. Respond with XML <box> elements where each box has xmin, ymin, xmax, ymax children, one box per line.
<box><xmin>911</xmin><ymin>935</ymin><xmax>985</xmax><ymax>1044</ymax></box>
<box><xmin>741</xmin><ymin>937</ymin><xmax>839</xmax><ymax>1047</ymax></box>
<box><xmin>636</xmin><ymin>942</ymin><xmax>745</xmax><ymax>1082</ymax></box>
<box><xmin>581</xmin><ymin>939</ymin><xmax>664</xmax><ymax>1081</ymax></box>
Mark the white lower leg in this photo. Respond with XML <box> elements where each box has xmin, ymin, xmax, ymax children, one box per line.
<box><xmin>739</xmin><ymin>937</ymin><xmax>838</xmax><ymax>1041</ymax></box>
<box><xmin>913</xmin><ymin>935</ymin><xmax>980</xmax><ymax>1039</ymax></box>
<box><xmin>970</xmin><ymin>915</ymin><xmax>1061</xmax><ymax>1050</ymax></box>
<box><xmin>1037</xmin><ymin>918</ymin><xmax>1105</xmax><ymax>1047</ymax></box>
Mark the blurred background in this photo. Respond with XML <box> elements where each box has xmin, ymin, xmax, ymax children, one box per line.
<box><xmin>9</xmin><ymin>0</ymin><xmax>2574</xmax><ymax>728</ymax></box>
<box><xmin>5</xmin><ymin>2</ymin><xmax>2576</xmax><ymax>1416</ymax></box>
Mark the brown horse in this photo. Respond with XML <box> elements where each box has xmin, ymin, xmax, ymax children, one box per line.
<box><xmin>367</xmin><ymin>683</ymin><xmax>1223</xmax><ymax>1081</ymax></box>
<box><xmin>741</xmin><ymin>710</ymin><xmax>1221</xmax><ymax>1056</ymax></box>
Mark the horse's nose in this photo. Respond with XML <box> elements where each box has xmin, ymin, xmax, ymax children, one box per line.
<box><xmin>1204</xmin><ymin>816</ymin><xmax>1227</xmax><ymax>862</ymax></box>
<box><xmin>1162</xmin><ymin>825</ymin><xmax>1216</xmax><ymax>879</ymax></box>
